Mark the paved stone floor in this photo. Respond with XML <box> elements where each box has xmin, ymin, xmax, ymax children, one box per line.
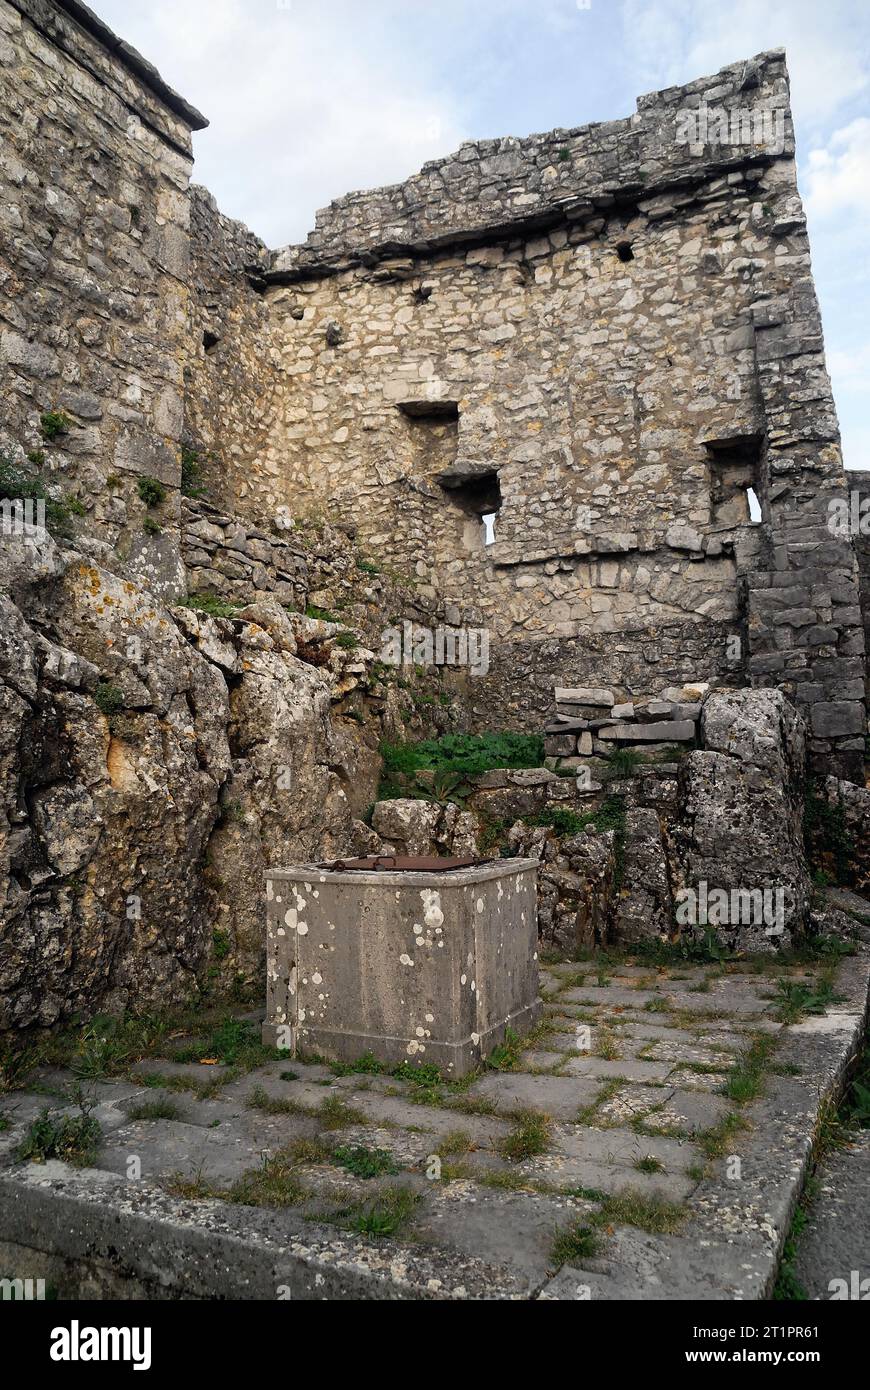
<box><xmin>1</xmin><ymin>948</ymin><xmax>868</xmax><ymax>1299</ymax></box>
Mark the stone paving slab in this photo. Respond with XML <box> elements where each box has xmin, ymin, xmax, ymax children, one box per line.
<box><xmin>469</xmin><ymin>1071</ymin><xmax>601</xmax><ymax>1121</ymax></box>
<box><xmin>0</xmin><ymin>944</ymin><xmax>867</xmax><ymax>1300</ymax></box>
<box><xmin>560</xmin><ymin>1056</ymin><xmax>673</xmax><ymax>1082</ymax></box>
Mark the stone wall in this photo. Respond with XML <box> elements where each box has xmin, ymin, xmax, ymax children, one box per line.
<box><xmin>850</xmin><ymin>470</ymin><xmax>870</xmax><ymax>700</ymax></box>
<box><xmin>186</xmin><ymin>48</ymin><xmax>866</xmax><ymax>777</ymax></box>
<box><xmin>0</xmin><ymin>0</ymin><xmax>206</xmax><ymax>600</ymax></box>
<box><xmin>181</xmin><ymin>497</ymin><xmax>308</xmax><ymax>612</ymax></box>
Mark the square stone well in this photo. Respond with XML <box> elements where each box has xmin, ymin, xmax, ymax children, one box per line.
<box><xmin>262</xmin><ymin>857</ymin><xmax>542</xmax><ymax>1078</ymax></box>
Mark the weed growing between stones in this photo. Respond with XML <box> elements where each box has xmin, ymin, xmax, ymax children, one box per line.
<box><xmin>635</xmin><ymin>1154</ymin><xmax>665</xmax><ymax>1174</ymax></box>
<box><xmin>228</xmin><ymin>1153</ymin><xmax>307</xmax><ymax>1209</ymax></box>
<box><xmin>551</xmin><ymin>1223</ymin><xmax>601</xmax><ymax>1263</ymax></box>
<box><xmin>127</xmin><ymin>1098</ymin><xmax>184</xmax><ymax>1122</ymax></box>
<box><xmin>39</xmin><ymin>410</ymin><xmax>72</xmax><ymax>440</ymax></box>
<box><xmin>720</xmin><ymin>1033</ymin><xmax>778</xmax><ymax>1104</ymax></box>
<box><xmin>772</xmin><ymin>977</ymin><xmax>841</xmax><ymax>1023</ymax></box>
<box><xmin>332</xmin><ymin>1144</ymin><xmax>399</xmax><ymax>1179</ymax></box>
<box><xmin>551</xmin><ymin>1190</ymin><xmax>687</xmax><ymax>1266</ymax></box>
<box><xmin>177</xmin><ymin>592</ymin><xmax>242</xmax><ymax>619</ymax></box>
<box><xmin>16</xmin><ymin>1092</ymin><xmax>100</xmax><ymax>1167</ymax></box>
<box><xmin>498</xmin><ymin>1108</ymin><xmax>553</xmax><ymax>1162</ymax></box>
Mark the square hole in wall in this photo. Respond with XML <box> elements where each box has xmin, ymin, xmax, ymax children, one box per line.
<box><xmin>705</xmin><ymin>433</ymin><xmax>765</xmax><ymax>527</ymax></box>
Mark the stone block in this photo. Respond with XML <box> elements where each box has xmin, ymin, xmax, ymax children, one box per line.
<box><xmin>263</xmin><ymin>860</ymin><xmax>542</xmax><ymax>1077</ymax></box>
<box><xmin>544</xmin><ymin>735</ymin><xmax>577</xmax><ymax>757</ymax></box>
<box><xmin>810</xmin><ymin>702</ymin><xmax>865</xmax><ymax>738</ymax></box>
<box><xmin>598</xmin><ymin>720</ymin><xmax>696</xmax><ymax>743</ymax></box>
<box><xmin>554</xmin><ymin>686</ymin><xmax>613</xmax><ymax>707</ymax></box>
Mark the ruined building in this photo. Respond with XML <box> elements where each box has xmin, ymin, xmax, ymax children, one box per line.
<box><xmin>0</xmin><ymin>0</ymin><xmax>868</xmax><ymax>1030</ymax></box>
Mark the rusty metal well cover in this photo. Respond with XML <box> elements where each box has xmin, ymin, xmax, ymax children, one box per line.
<box><xmin>322</xmin><ymin>855</ymin><xmax>489</xmax><ymax>873</ymax></box>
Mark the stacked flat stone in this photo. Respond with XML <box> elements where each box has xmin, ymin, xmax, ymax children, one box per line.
<box><xmin>181</xmin><ymin>497</ymin><xmax>307</xmax><ymax>610</ymax></box>
<box><xmin>544</xmin><ymin>684</ymin><xmax>705</xmax><ymax>758</ymax></box>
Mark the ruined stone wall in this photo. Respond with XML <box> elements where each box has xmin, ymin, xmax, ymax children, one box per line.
<box><xmin>183</xmin><ymin>185</ymin><xmax>277</xmax><ymax>511</ymax></box>
<box><xmin>186</xmin><ymin>48</ymin><xmax>865</xmax><ymax>776</ymax></box>
<box><xmin>0</xmin><ymin>0</ymin><xmax>206</xmax><ymax>600</ymax></box>
<box><xmin>850</xmin><ymin>471</ymin><xmax>870</xmax><ymax>702</ymax></box>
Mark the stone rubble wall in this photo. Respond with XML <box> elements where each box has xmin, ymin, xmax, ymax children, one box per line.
<box><xmin>0</xmin><ymin>0</ymin><xmax>209</xmax><ymax>600</ymax></box>
<box><xmin>184</xmin><ymin>47</ymin><xmax>865</xmax><ymax>777</ymax></box>
<box><xmin>181</xmin><ymin>496</ymin><xmax>308</xmax><ymax>611</ymax></box>
<box><xmin>850</xmin><ymin>470</ymin><xmax>870</xmax><ymax>699</ymax></box>
<box><xmin>366</xmin><ymin>688</ymin><xmax>814</xmax><ymax>955</ymax></box>
<box><xmin>270</xmin><ymin>52</ymin><xmax>795</xmax><ymax>277</ymax></box>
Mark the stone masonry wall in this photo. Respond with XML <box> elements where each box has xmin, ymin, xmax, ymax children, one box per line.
<box><xmin>185</xmin><ymin>48</ymin><xmax>866</xmax><ymax>777</ymax></box>
<box><xmin>0</xmin><ymin>0</ymin><xmax>206</xmax><ymax>600</ymax></box>
<box><xmin>850</xmin><ymin>470</ymin><xmax>870</xmax><ymax>704</ymax></box>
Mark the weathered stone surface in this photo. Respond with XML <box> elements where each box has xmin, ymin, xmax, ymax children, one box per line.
<box><xmin>263</xmin><ymin>859</ymin><xmax>542</xmax><ymax>1075</ymax></box>
<box><xmin>599</xmin><ymin>721</ymin><xmax>696</xmax><ymax>743</ymax></box>
<box><xmin>673</xmin><ymin>689</ymin><xmax>810</xmax><ymax>949</ymax></box>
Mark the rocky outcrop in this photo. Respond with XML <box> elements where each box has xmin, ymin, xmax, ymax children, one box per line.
<box><xmin>0</xmin><ymin>532</ymin><xmax>381</xmax><ymax>1031</ymax></box>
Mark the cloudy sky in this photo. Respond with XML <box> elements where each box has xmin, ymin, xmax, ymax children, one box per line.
<box><xmin>98</xmin><ymin>0</ymin><xmax>869</xmax><ymax>471</ymax></box>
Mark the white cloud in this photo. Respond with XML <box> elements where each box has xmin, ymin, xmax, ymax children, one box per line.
<box><xmin>620</xmin><ymin>0</ymin><xmax>870</xmax><ymax>129</ymax></box>
<box><xmin>827</xmin><ymin>341</ymin><xmax>870</xmax><ymax>393</ymax></box>
<box><xmin>804</xmin><ymin>119</ymin><xmax>870</xmax><ymax>219</ymax></box>
<box><xmin>95</xmin><ymin>0</ymin><xmax>469</xmax><ymax>247</ymax></box>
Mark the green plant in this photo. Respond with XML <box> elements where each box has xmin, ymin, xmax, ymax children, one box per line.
<box><xmin>551</xmin><ymin>1222</ymin><xmax>600</xmax><ymax>1263</ymax></box>
<box><xmin>93</xmin><ymin>681</ymin><xmax>124</xmax><ymax>717</ymax></box>
<box><xmin>351</xmin><ymin>1185</ymin><xmax>420</xmax><ymax>1237</ymax></box>
<box><xmin>180</xmin><ymin>446</ymin><xmax>206</xmax><ymax>499</ymax></box>
<box><xmin>498</xmin><ymin>1108</ymin><xmax>553</xmax><ymax>1163</ymax></box>
<box><xmin>17</xmin><ymin>1094</ymin><xmax>100</xmax><ymax>1167</ymax></box>
<box><xmin>39</xmin><ymin>410</ymin><xmax>72</xmax><ymax>440</ymax></box>
<box><xmin>0</xmin><ymin>452</ymin><xmax>81</xmax><ymax>539</ymax></box>
<box><xmin>173</xmin><ymin>1017</ymin><xmax>286</xmax><ymax>1070</ymax></box>
<box><xmin>137</xmin><ymin>475</ymin><xmax>166</xmax><ymax>507</ymax></box>
<box><xmin>487</xmin><ymin>1028</ymin><xmax>522</xmax><ymax>1072</ymax></box>
<box><xmin>380</xmin><ymin>733</ymin><xmax>545</xmax><ymax>788</ymax></box>
<box><xmin>603</xmin><ymin>747</ymin><xmax>645</xmax><ymax>778</ymax></box>
<box><xmin>773</xmin><ymin>1205</ymin><xmax>810</xmax><ymax>1300</ymax></box>
<box><xmin>720</xmin><ymin>1034</ymin><xmax>777</xmax><ymax>1104</ymax></box>
<box><xmin>211</xmin><ymin>928</ymin><xmax>231</xmax><ymax>961</ymax></box>
<box><xmin>334</xmin><ymin>630</ymin><xmax>358</xmax><ymax>650</ymax></box>
<box><xmin>127</xmin><ymin>1098</ymin><xmax>183</xmax><ymax>1121</ymax></box>
<box><xmin>635</xmin><ymin>1154</ymin><xmax>665</xmax><ymax>1174</ymax></box>
<box><xmin>773</xmin><ymin>978</ymin><xmax>839</xmax><ymax>1024</ymax></box>
<box><xmin>305</xmin><ymin>605</ymin><xmax>339</xmax><ymax>623</ymax></box>
<box><xmin>332</xmin><ymin>1144</ymin><xmax>399</xmax><ymax>1179</ymax></box>
<box><xmin>178</xmin><ymin>593</ymin><xmax>241</xmax><ymax>620</ymax></box>
<box><xmin>329</xmin><ymin>1051</ymin><xmax>385</xmax><ymax>1077</ymax></box>
<box><xmin>317</xmin><ymin>1095</ymin><xmax>366</xmax><ymax>1130</ymax></box>
<box><xmin>357</xmin><ymin>559</ymin><xmax>380</xmax><ymax>575</ymax></box>
<box><xmin>142</xmin><ymin>515</ymin><xmax>162</xmax><ymax>536</ymax></box>
<box><xmin>227</xmin><ymin>1153</ymin><xmax>307</xmax><ymax>1208</ymax></box>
